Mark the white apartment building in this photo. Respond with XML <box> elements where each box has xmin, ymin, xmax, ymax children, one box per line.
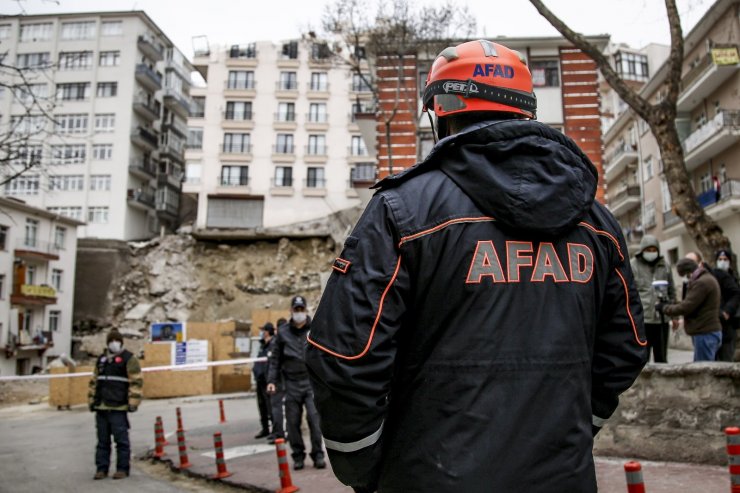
<box><xmin>0</xmin><ymin>197</ymin><xmax>82</xmax><ymax>375</ymax></box>
<box><xmin>603</xmin><ymin>0</ymin><xmax>740</xmax><ymax>259</ymax></box>
<box><xmin>184</xmin><ymin>40</ymin><xmax>367</xmax><ymax>231</ymax></box>
<box><xmin>0</xmin><ymin>11</ymin><xmax>192</xmax><ymax>241</ymax></box>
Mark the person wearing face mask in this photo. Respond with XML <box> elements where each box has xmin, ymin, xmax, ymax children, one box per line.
<box><xmin>631</xmin><ymin>235</ymin><xmax>676</xmax><ymax>363</ymax></box>
<box><xmin>712</xmin><ymin>249</ymin><xmax>740</xmax><ymax>361</ymax></box>
<box><xmin>87</xmin><ymin>329</ymin><xmax>142</xmax><ymax>480</ymax></box>
<box><xmin>266</xmin><ymin>296</ymin><xmax>325</xmax><ymax>471</ymax></box>
<box><xmin>659</xmin><ymin>256</ymin><xmax>722</xmax><ymax>361</ymax></box>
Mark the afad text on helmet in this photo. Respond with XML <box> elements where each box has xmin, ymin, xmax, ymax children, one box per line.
<box><xmin>472</xmin><ymin>63</ymin><xmax>514</xmax><ymax>78</ymax></box>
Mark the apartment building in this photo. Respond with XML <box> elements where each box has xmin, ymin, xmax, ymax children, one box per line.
<box><xmin>184</xmin><ymin>39</ymin><xmax>370</xmax><ymax>231</ymax></box>
<box><xmin>0</xmin><ymin>197</ymin><xmax>82</xmax><ymax>375</ymax></box>
<box><xmin>0</xmin><ymin>11</ymin><xmax>192</xmax><ymax>240</ymax></box>
<box><xmin>603</xmin><ymin>0</ymin><xmax>740</xmax><ymax>259</ymax></box>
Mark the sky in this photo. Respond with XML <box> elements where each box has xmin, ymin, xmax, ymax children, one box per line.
<box><xmin>5</xmin><ymin>0</ymin><xmax>713</xmax><ymax>58</ymax></box>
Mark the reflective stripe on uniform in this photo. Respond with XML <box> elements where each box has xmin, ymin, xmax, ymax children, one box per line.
<box><xmin>324</xmin><ymin>422</ymin><xmax>384</xmax><ymax>453</ymax></box>
<box><xmin>96</xmin><ymin>375</ymin><xmax>129</xmax><ymax>383</ymax></box>
<box><xmin>592</xmin><ymin>414</ymin><xmax>608</xmax><ymax>427</ymax></box>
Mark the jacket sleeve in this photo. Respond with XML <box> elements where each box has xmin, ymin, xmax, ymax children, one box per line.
<box><xmin>267</xmin><ymin>334</ymin><xmax>282</xmax><ymax>385</ymax></box>
<box><xmin>717</xmin><ymin>270</ymin><xmax>740</xmax><ymax>316</ymax></box>
<box><xmin>87</xmin><ymin>358</ymin><xmax>99</xmax><ymax>407</ymax></box>
<box><xmin>663</xmin><ymin>279</ymin><xmax>708</xmax><ymax>316</ymax></box>
<box><xmin>592</xmin><ymin>226</ymin><xmax>648</xmax><ymax>433</ymax></box>
<box><xmin>127</xmin><ymin>356</ymin><xmax>143</xmax><ymax>408</ymax></box>
<box><xmin>306</xmin><ymin>194</ymin><xmax>409</xmax><ymax>491</ymax></box>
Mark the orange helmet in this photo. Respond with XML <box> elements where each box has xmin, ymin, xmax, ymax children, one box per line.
<box><xmin>422</xmin><ymin>39</ymin><xmax>536</xmax><ymax>120</ymax></box>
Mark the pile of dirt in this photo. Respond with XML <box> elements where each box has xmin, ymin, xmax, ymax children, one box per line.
<box><xmin>0</xmin><ymin>380</ymin><xmax>48</xmax><ymax>407</ymax></box>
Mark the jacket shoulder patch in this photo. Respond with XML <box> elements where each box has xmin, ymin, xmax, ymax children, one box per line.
<box><xmin>333</xmin><ymin>257</ymin><xmax>352</xmax><ymax>274</ymax></box>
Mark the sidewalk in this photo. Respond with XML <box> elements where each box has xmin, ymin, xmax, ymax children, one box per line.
<box><xmin>148</xmin><ymin>403</ymin><xmax>730</xmax><ymax>493</ymax></box>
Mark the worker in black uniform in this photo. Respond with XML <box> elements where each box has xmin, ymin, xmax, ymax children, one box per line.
<box><xmin>306</xmin><ymin>39</ymin><xmax>648</xmax><ymax>493</ymax></box>
<box><xmin>267</xmin><ymin>296</ymin><xmax>325</xmax><ymax>470</ymax></box>
<box><xmin>266</xmin><ymin>319</ymin><xmax>286</xmax><ymax>444</ymax></box>
<box><xmin>253</xmin><ymin>322</ymin><xmax>274</xmax><ymax>438</ymax></box>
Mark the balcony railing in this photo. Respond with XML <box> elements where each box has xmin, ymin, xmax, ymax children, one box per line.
<box><xmin>307</xmin><ymin>82</ymin><xmax>329</xmax><ymax>92</ymax></box>
<box><xmin>663</xmin><ymin>209</ymin><xmax>682</xmax><ymax>228</ymax></box>
<box><xmin>220</xmin><ymin>176</ymin><xmax>250</xmax><ymax>186</ymax></box>
<box><xmin>304</xmin><ymin>178</ymin><xmax>327</xmax><ymax>188</ymax></box>
<box><xmin>306</xmin><ymin>113</ymin><xmax>329</xmax><ymax>123</ymax></box>
<box><xmin>135</xmin><ymin>63</ymin><xmax>162</xmax><ymax>89</ymax></box>
<box><xmin>127</xmin><ymin>187</ymin><xmax>156</xmax><ymax>208</ymax></box>
<box><xmin>271</xmin><ymin>177</ymin><xmax>293</xmax><ymax>187</ymax></box>
<box><xmin>137</xmin><ymin>34</ymin><xmax>165</xmax><ymax>61</ymax></box>
<box><xmin>129</xmin><ymin>158</ymin><xmax>156</xmax><ymax>178</ymax></box>
<box><xmin>305</xmin><ymin>145</ymin><xmax>328</xmax><ymax>156</ymax></box>
<box><xmin>696</xmin><ymin>179</ymin><xmax>740</xmax><ymax>208</ymax></box>
<box><xmin>224</xmin><ymin>80</ymin><xmax>256</xmax><ymax>90</ymax></box>
<box><xmin>610</xmin><ymin>185</ymin><xmax>640</xmax><ymax>203</ymax></box>
<box><xmin>276</xmin><ymin>81</ymin><xmax>298</xmax><ymax>91</ymax></box>
<box><xmin>604</xmin><ymin>141</ymin><xmax>638</xmax><ymax>165</ymax></box>
<box><xmin>682</xmin><ymin>110</ymin><xmax>740</xmax><ymax>155</ymax></box>
<box><xmin>223</xmin><ymin>110</ymin><xmax>253</xmax><ymax>121</ymax></box>
<box><xmin>163</xmin><ymin>118</ymin><xmax>188</xmax><ymax>137</ymax></box>
<box><xmin>221</xmin><ymin>143</ymin><xmax>251</xmax><ymax>154</ymax></box>
<box><xmin>15</xmin><ymin>238</ymin><xmax>60</xmax><ymax>256</ymax></box>
<box><xmin>274</xmin><ymin>112</ymin><xmax>297</xmax><ymax>123</ymax></box>
<box><xmin>351</xmin><ymin>163</ymin><xmax>376</xmax><ymax>182</ymax></box>
<box><xmin>229</xmin><ymin>44</ymin><xmax>257</xmax><ymax>59</ymax></box>
<box><xmin>273</xmin><ymin>144</ymin><xmax>295</xmax><ymax>154</ymax></box>
<box><xmin>348</xmin><ymin>146</ymin><xmax>369</xmax><ymax>157</ymax></box>
<box><xmin>132</xmin><ymin>94</ymin><xmax>161</xmax><ymax>120</ymax></box>
<box><xmin>131</xmin><ymin>126</ymin><xmax>158</xmax><ymax>149</ymax></box>
<box><xmin>680</xmin><ymin>45</ymin><xmax>739</xmax><ymax>92</ymax></box>
<box><xmin>162</xmin><ymin>89</ymin><xmax>191</xmax><ymax>116</ymax></box>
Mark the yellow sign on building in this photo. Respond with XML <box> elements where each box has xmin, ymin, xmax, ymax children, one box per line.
<box><xmin>20</xmin><ymin>284</ymin><xmax>56</xmax><ymax>298</ymax></box>
<box><xmin>711</xmin><ymin>47</ymin><xmax>739</xmax><ymax>66</ymax></box>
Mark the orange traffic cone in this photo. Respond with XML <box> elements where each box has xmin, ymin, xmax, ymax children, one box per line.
<box><xmin>624</xmin><ymin>461</ymin><xmax>646</xmax><ymax>493</ymax></box>
<box><xmin>153</xmin><ymin>417</ymin><xmax>166</xmax><ymax>458</ymax></box>
<box><xmin>211</xmin><ymin>432</ymin><xmax>232</xmax><ymax>479</ymax></box>
<box><xmin>274</xmin><ymin>438</ymin><xmax>299</xmax><ymax>493</ymax></box>
<box><xmin>726</xmin><ymin>427</ymin><xmax>740</xmax><ymax>493</ymax></box>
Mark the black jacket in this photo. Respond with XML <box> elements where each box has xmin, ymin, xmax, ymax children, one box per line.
<box><xmin>711</xmin><ymin>267</ymin><xmax>740</xmax><ymax>319</ymax></box>
<box><xmin>267</xmin><ymin>318</ymin><xmax>312</xmax><ymax>384</ymax></box>
<box><xmin>93</xmin><ymin>350</ymin><xmax>133</xmax><ymax>407</ymax></box>
<box><xmin>306</xmin><ymin>120</ymin><xmax>648</xmax><ymax>493</ymax></box>
<box><xmin>253</xmin><ymin>338</ymin><xmax>269</xmax><ymax>380</ymax></box>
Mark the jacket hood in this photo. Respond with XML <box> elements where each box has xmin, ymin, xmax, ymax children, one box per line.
<box><xmin>383</xmin><ymin>120</ymin><xmax>597</xmax><ymax>236</ymax></box>
<box><xmin>639</xmin><ymin>234</ymin><xmax>660</xmax><ymax>253</ymax></box>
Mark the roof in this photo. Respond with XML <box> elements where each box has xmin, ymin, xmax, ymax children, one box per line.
<box><xmin>0</xmin><ymin>197</ymin><xmax>86</xmax><ymax>227</ymax></box>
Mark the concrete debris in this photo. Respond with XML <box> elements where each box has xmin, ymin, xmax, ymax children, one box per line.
<box><xmin>124</xmin><ymin>303</ymin><xmax>153</xmax><ymax>320</ymax></box>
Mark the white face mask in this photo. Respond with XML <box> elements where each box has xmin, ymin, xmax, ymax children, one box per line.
<box><xmin>108</xmin><ymin>341</ymin><xmax>122</xmax><ymax>353</ymax></box>
<box><xmin>717</xmin><ymin>260</ymin><xmax>730</xmax><ymax>271</ymax></box>
<box><xmin>292</xmin><ymin>312</ymin><xmax>307</xmax><ymax>324</ymax></box>
<box><xmin>642</xmin><ymin>251</ymin><xmax>658</xmax><ymax>262</ymax></box>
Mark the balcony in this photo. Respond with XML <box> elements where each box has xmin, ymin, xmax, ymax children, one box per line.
<box><xmin>303</xmin><ymin>178</ymin><xmax>327</xmax><ymax>197</ymax></box>
<box><xmin>306</xmin><ymin>82</ymin><xmax>330</xmax><ymax>99</ymax></box>
<box><xmin>163</xmin><ymin>117</ymin><xmax>188</xmax><ymax>138</ymax></box>
<box><xmin>132</xmin><ymin>95</ymin><xmax>161</xmax><ymax>121</ymax></box>
<box><xmin>274</xmin><ymin>112</ymin><xmax>297</xmax><ymax>130</ymax></box>
<box><xmin>157</xmin><ymin>171</ymin><xmax>183</xmax><ymax>189</ymax></box>
<box><xmin>604</xmin><ymin>141</ymin><xmax>639</xmax><ymax>182</ymax></box>
<box><xmin>306</xmin><ymin>113</ymin><xmax>329</xmax><ymax>130</ymax></box>
<box><xmin>11</xmin><ymin>284</ymin><xmax>57</xmax><ymax>306</ymax></box>
<box><xmin>227</xmin><ymin>45</ymin><xmax>258</xmax><ymax>67</ymax></box>
<box><xmin>127</xmin><ymin>187</ymin><xmax>156</xmax><ymax>210</ymax></box>
<box><xmin>220</xmin><ymin>143</ymin><xmax>252</xmax><ymax>162</ymax></box>
<box><xmin>348</xmin><ymin>146</ymin><xmax>370</xmax><ymax>162</ymax></box>
<box><xmin>305</xmin><ymin>145</ymin><xmax>328</xmax><ymax>163</ymax></box>
<box><xmin>128</xmin><ymin>158</ymin><xmax>157</xmax><ymax>179</ymax></box>
<box><xmin>351</xmin><ymin>163</ymin><xmax>377</xmax><ymax>186</ymax></box>
<box><xmin>135</xmin><ymin>64</ymin><xmax>162</xmax><ymax>91</ymax></box>
<box><xmin>162</xmin><ymin>88</ymin><xmax>191</xmax><ymax>118</ymax></box>
<box><xmin>275</xmin><ymin>81</ymin><xmax>299</xmax><ymax>98</ymax></box>
<box><xmin>138</xmin><ymin>34</ymin><xmax>165</xmax><ymax>62</ymax></box>
<box><xmin>14</xmin><ymin>238</ymin><xmax>60</xmax><ymax>261</ymax></box>
<box><xmin>218</xmin><ymin>176</ymin><xmax>250</xmax><ymax>188</ymax></box>
<box><xmin>270</xmin><ymin>178</ymin><xmax>294</xmax><ymax>196</ymax></box>
<box><xmin>662</xmin><ymin>209</ymin><xmax>682</xmax><ymax>229</ymax></box>
<box><xmin>272</xmin><ymin>144</ymin><xmax>296</xmax><ymax>163</ymax></box>
<box><xmin>682</xmin><ymin>110</ymin><xmax>740</xmax><ymax>171</ymax></box>
<box><xmin>677</xmin><ymin>45</ymin><xmax>739</xmax><ymax>112</ymax></box>
<box><xmin>222</xmin><ymin>111</ymin><xmax>254</xmax><ymax>130</ymax></box>
<box><xmin>664</xmin><ymin>180</ymin><xmax>740</xmax><ymax>235</ymax></box>
<box><xmin>131</xmin><ymin>126</ymin><xmax>158</xmax><ymax>151</ymax></box>
<box><xmin>607</xmin><ymin>185</ymin><xmax>640</xmax><ymax>217</ymax></box>
<box><xmin>155</xmin><ymin>191</ymin><xmax>180</xmax><ymax>219</ymax></box>
<box><xmin>224</xmin><ymin>80</ymin><xmax>256</xmax><ymax>97</ymax></box>
<box><xmin>159</xmin><ymin>136</ymin><xmax>185</xmax><ymax>163</ymax></box>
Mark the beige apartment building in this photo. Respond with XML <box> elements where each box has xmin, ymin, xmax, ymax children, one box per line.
<box><xmin>603</xmin><ymin>0</ymin><xmax>740</xmax><ymax>261</ymax></box>
<box><xmin>0</xmin><ymin>11</ymin><xmax>192</xmax><ymax>241</ymax></box>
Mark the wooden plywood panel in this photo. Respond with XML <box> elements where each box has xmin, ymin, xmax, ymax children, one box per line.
<box><xmin>49</xmin><ymin>366</ymin><xmax>93</xmax><ymax>407</ymax></box>
<box><xmin>143</xmin><ymin>369</ymin><xmax>212</xmax><ymax>399</ymax></box>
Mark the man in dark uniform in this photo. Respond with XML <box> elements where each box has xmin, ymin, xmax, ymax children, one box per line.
<box><xmin>266</xmin><ymin>319</ymin><xmax>286</xmax><ymax>444</ymax></box>
<box><xmin>306</xmin><ymin>39</ymin><xmax>647</xmax><ymax>493</ymax></box>
<box><xmin>88</xmin><ymin>329</ymin><xmax>142</xmax><ymax>480</ymax></box>
<box><xmin>267</xmin><ymin>296</ymin><xmax>325</xmax><ymax>470</ymax></box>
<box><xmin>253</xmin><ymin>322</ymin><xmax>275</xmax><ymax>438</ymax></box>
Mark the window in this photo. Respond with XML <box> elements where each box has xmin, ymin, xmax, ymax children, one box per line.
<box><xmin>4</xmin><ymin>175</ymin><xmax>39</xmax><ymax>195</ymax></box>
<box><xmin>16</xmin><ymin>52</ymin><xmax>50</xmax><ymax>68</ymax></box>
<box><xmin>311</xmin><ymin>43</ymin><xmax>331</xmax><ymax>60</ymax></box>
<box><xmin>307</xmin><ymin>134</ymin><xmax>326</xmax><ymax>155</ymax></box>
<box><xmin>187</xmin><ymin>127</ymin><xmax>203</xmax><ymax>149</ymax></box>
<box><xmin>100</xmin><ymin>21</ymin><xmax>122</xmax><ymax>36</ymax></box>
<box><xmin>50</xmin><ymin>145</ymin><xmax>86</xmax><ymax>165</ymax></box>
<box><xmin>310</xmin><ymin>72</ymin><xmax>328</xmax><ymax>91</ymax></box>
<box><xmin>19</xmin><ymin>23</ymin><xmax>53</xmax><ymax>42</ymax></box>
<box><xmin>55</xmin><ymin>114</ymin><xmax>88</xmax><ymax>134</ymax></box>
<box><xmin>281</xmin><ymin>41</ymin><xmax>298</xmax><ymax>59</ymax></box>
<box><xmin>60</xmin><ymin>21</ymin><xmax>96</xmax><ymax>40</ymax></box>
<box><xmin>277</xmin><ymin>102</ymin><xmax>295</xmax><ymax>122</ymax></box>
<box><xmin>229</xmin><ymin>43</ymin><xmax>257</xmax><ymax>59</ymax></box>
<box><xmin>309</xmin><ymin>103</ymin><xmax>327</xmax><ymax>123</ymax></box>
<box><xmin>99</xmin><ymin>51</ymin><xmax>120</xmax><ymax>67</ymax></box>
<box><xmin>47</xmin><ymin>207</ymin><xmax>82</xmax><ymax>220</ymax></box>
<box><xmin>306</xmin><ymin>167</ymin><xmax>325</xmax><ymax>188</ymax></box>
<box><xmin>220</xmin><ymin>165</ymin><xmax>249</xmax><ymax>186</ymax></box>
<box><xmin>49</xmin><ymin>175</ymin><xmax>84</xmax><ymax>191</ymax></box>
<box><xmin>418</xmin><ymin>70</ymin><xmax>429</xmax><ymax>97</ymax></box>
<box><xmin>25</xmin><ymin>218</ymin><xmax>39</xmax><ymax>248</ymax></box>
<box><xmin>719</xmin><ymin>163</ymin><xmax>727</xmax><ymax>184</ymax></box>
<box><xmin>530</xmin><ymin>60</ymin><xmax>560</xmax><ymax>87</ymax></box>
<box><xmin>275</xmin><ymin>134</ymin><xmax>294</xmax><ymax>154</ymax></box>
<box><xmin>0</xmin><ymin>24</ymin><xmax>11</xmax><ymax>40</ymax></box>
<box><xmin>51</xmin><ymin>269</ymin><xmax>63</xmax><ymax>292</ymax></box>
<box><xmin>59</xmin><ymin>51</ymin><xmax>92</xmax><ymax>70</ymax></box>
<box><xmin>274</xmin><ymin>166</ymin><xmax>293</xmax><ymax>187</ymax></box>
<box><xmin>87</xmin><ymin>207</ymin><xmax>109</xmax><ymax>223</ymax></box>
<box><xmin>699</xmin><ymin>172</ymin><xmax>711</xmax><ymax>193</ymax></box>
<box><xmin>643</xmin><ymin>201</ymin><xmax>656</xmax><ymax>229</ymax></box>
<box><xmin>90</xmin><ymin>175</ymin><xmax>111</xmax><ymax>191</ymax></box>
<box><xmin>96</xmin><ymin>82</ymin><xmax>117</xmax><ymax>98</ymax></box>
<box><xmin>94</xmin><ymin>113</ymin><xmax>115</xmax><ymax>132</ymax></box>
<box><xmin>351</xmin><ymin>135</ymin><xmax>368</xmax><ymax>156</ymax></box>
<box><xmin>643</xmin><ymin>156</ymin><xmax>653</xmax><ymax>181</ymax></box>
<box><xmin>660</xmin><ymin>178</ymin><xmax>672</xmax><ymax>213</ymax></box>
<box><xmin>191</xmin><ymin>96</ymin><xmax>206</xmax><ymax>118</ymax></box>
<box><xmin>49</xmin><ymin>311</ymin><xmax>61</xmax><ymax>332</ymax></box>
<box><xmin>223</xmin><ymin>133</ymin><xmax>250</xmax><ymax>153</ymax></box>
<box><xmin>614</xmin><ymin>51</ymin><xmax>649</xmax><ymax>81</ymax></box>
<box><xmin>54</xmin><ymin>226</ymin><xmax>66</xmax><ymax>250</ymax></box>
<box><xmin>11</xmin><ymin>146</ymin><xmax>42</xmax><ymax>167</ymax></box>
<box><xmin>92</xmin><ymin>144</ymin><xmax>113</xmax><ymax>160</ymax></box>
<box><xmin>225</xmin><ymin>101</ymin><xmax>252</xmax><ymax>120</ymax></box>
<box><xmin>279</xmin><ymin>72</ymin><xmax>297</xmax><ymax>90</ymax></box>
<box><xmin>0</xmin><ymin>225</ymin><xmax>7</xmax><ymax>250</ymax></box>
<box><xmin>185</xmin><ymin>162</ymin><xmax>202</xmax><ymax>184</ymax></box>
<box><xmin>351</xmin><ymin>74</ymin><xmax>372</xmax><ymax>92</ymax></box>
<box><xmin>10</xmin><ymin>114</ymin><xmax>45</xmax><ymax>134</ymax></box>
<box><xmin>227</xmin><ymin>71</ymin><xmax>254</xmax><ymax>90</ymax></box>
<box><xmin>57</xmin><ymin>82</ymin><xmax>90</xmax><ymax>101</ymax></box>
<box><xmin>0</xmin><ymin>274</ymin><xmax>4</xmax><ymax>299</ymax></box>
<box><xmin>26</xmin><ymin>266</ymin><xmax>36</xmax><ymax>286</ymax></box>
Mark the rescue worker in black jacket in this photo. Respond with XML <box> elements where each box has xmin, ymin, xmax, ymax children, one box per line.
<box><xmin>267</xmin><ymin>296</ymin><xmax>325</xmax><ymax>470</ymax></box>
<box><xmin>253</xmin><ymin>322</ymin><xmax>275</xmax><ymax>438</ymax></box>
<box><xmin>88</xmin><ymin>329</ymin><xmax>142</xmax><ymax>480</ymax></box>
<box><xmin>306</xmin><ymin>40</ymin><xmax>648</xmax><ymax>493</ymax></box>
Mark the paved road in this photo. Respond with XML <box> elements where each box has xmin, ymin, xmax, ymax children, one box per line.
<box><xmin>0</xmin><ymin>394</ymin><xmax>256</xmax><ymax>493</ymax></box>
